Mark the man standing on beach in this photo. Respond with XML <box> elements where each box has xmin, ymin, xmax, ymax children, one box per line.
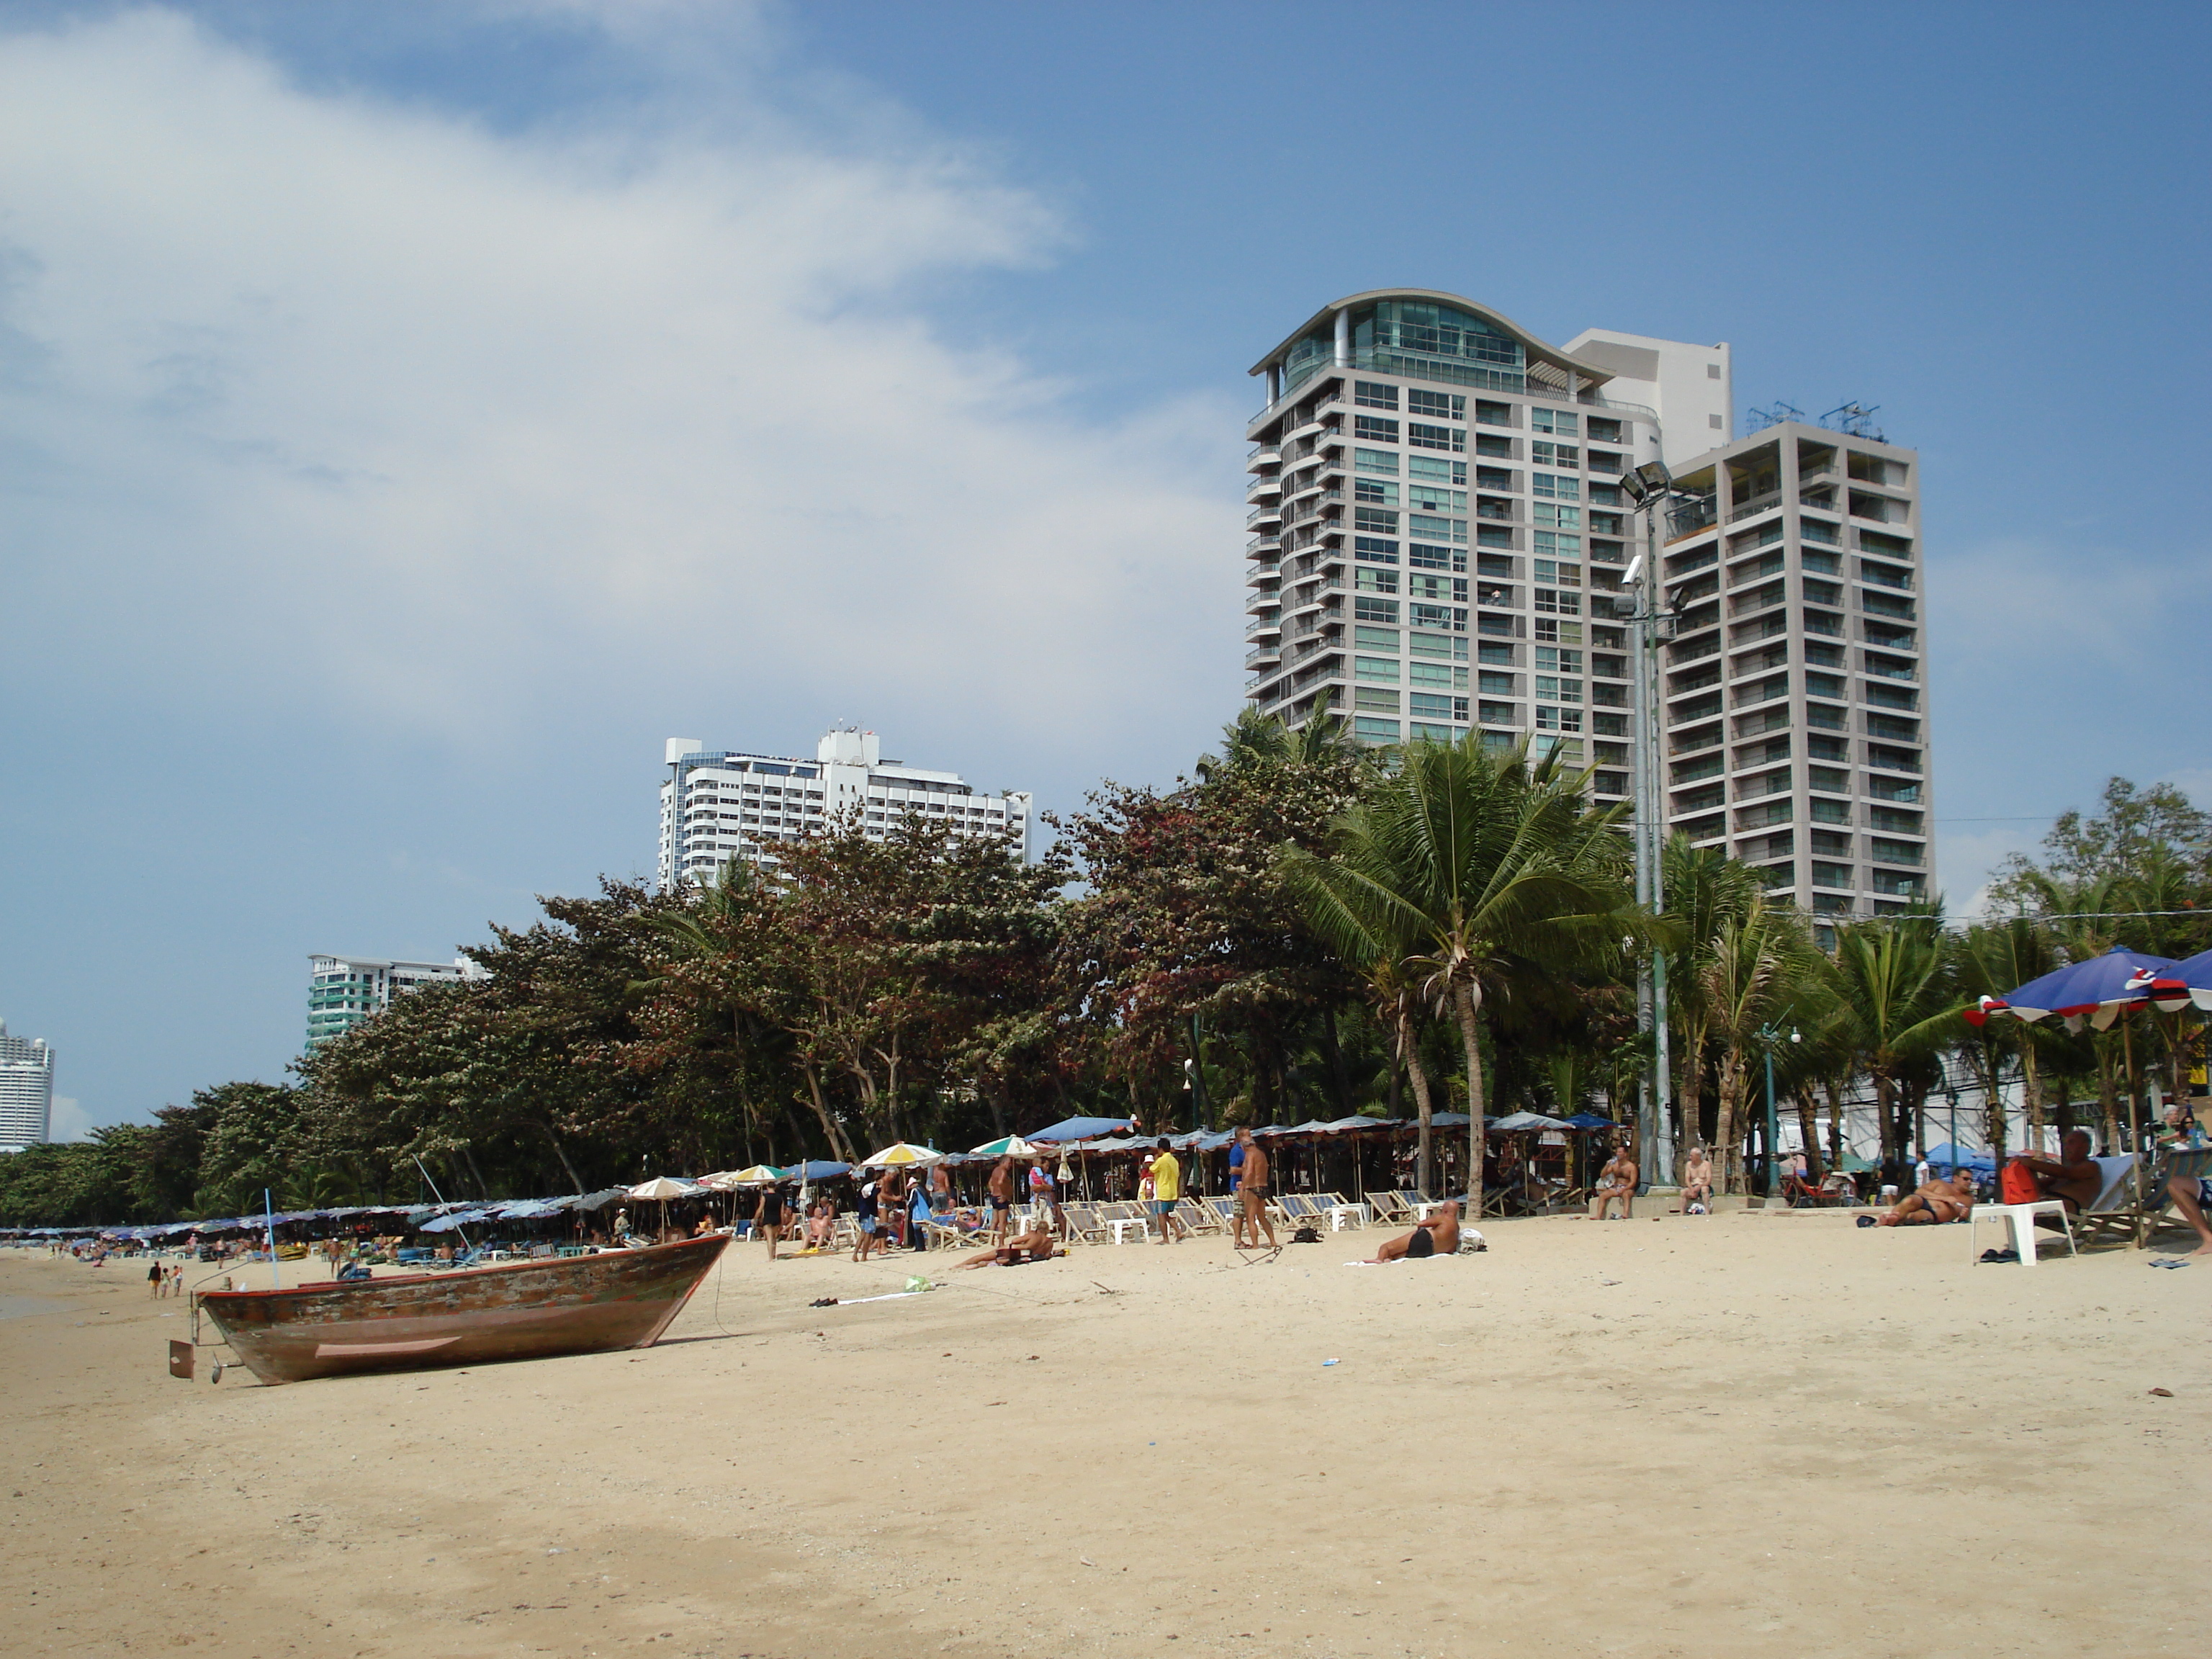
<box><xmin>988</xmin><ymin>1157</ymin><xmax>1015</xmax><ymax>1243</ymax></box>
<box><xmin>1228</xmin><ymin>1131</ymin><xmax>1249</xmax><ymax>1248</ymax></box>
<box><xmin>1149</xmin><ymin>1138</ymin><xmax>1187</xmax><ymax>1244</ymax></box>
<box><xmin>1238</xmin><ymin>1128</ymin><xmax>1278</xmax><ymax>1251</ymax></box>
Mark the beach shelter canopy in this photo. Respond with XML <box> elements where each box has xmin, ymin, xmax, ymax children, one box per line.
<box><xmin>418</xmin><ymin>1208</ymin><xmax>496</xmax><ymax>1233</ymax></box>
<box><xmin>1317</xmin><ymin>1115</ymin><xmax>1401</xmax><ymax>1132</ymax></box>
<box><xmin>1560</xmin><ymin>1112</ymin><xmax>1617</xmax><ymax>1130</ymax></box>
<box><xmin>971</xmin><ymin>1134</ymin><xmax>1039</xmax><ymax>1159</ymax></box>
<box><xmin>628</xmin><ymin>1177</ymin><xmax>706</xmax><ymax>1200</ymax></box>
<box><xmin>1973</xmin><ymin>946</ymin><xmax>2177</xmax><ymax>1032</ymax></box>
<box><xmin>863</xmin><ymin>1142</ymin><xmax>945</xmax><ymax>1169</ymax></box>
<box><xmin>1025</xmin><ymin>1116</ymin><xmax>1136</xmax><ymax>1144</ymax></box>
<box><xmin>1490</xmin><ymin>1111</ymin><xmax>1570</xmax><ymax>1133</ymax></box>
<box><xmin>1921</xmin><ymin>1142</ymin><xmax>1997</xmax><ymax>1174</ymax></box>
<box><xmin>778</xmin><ymin>1160</ymin><xmax>851</xmax><ymax>1182</ymax></box>
<box><xmin>1430</xmin><ymin>1112</ymin><xmax>1473</xmax><ymax>1128</ymax></box>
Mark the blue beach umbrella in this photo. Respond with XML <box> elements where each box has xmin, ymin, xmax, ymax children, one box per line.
<box><xmin>1977</xmin><ymin>945</ymin><xmax>2178</xmax><ymax>1033</ymax></box>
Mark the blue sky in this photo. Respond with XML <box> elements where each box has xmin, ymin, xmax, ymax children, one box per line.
<box><xmin>4</xmin><ymin>1</ymin><xmax>2208</xmax><ymax>1138</ymax></box>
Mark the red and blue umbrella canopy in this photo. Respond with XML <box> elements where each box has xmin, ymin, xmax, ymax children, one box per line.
<box><xmin>1967</xmin><ymin>945</ymin><xmax>2179</xmax><ymax>1033</ymax></box>
<box><xmin>2132</xmin><ymin>947</ymin><xmax>2212</xmax><ymax>1013</ymax></box>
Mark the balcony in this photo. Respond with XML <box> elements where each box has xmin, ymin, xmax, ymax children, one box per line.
<box><xmin>1728</xmin><ymin>491</ymin><xmax>1783</xmax><ymax>524</ymax></box>
<box><xmin>1249</xmin><ymin>444</ymin><xmax>1280</xmax><ymax>468</ymax></box>
<box><xmin>1246</xmin><ymin>505</ymin><xmax>1282</xmax><ymax>531</ymax></box>
<box><xmin>1671</xmin><ymin>692</ymin><xmax>1724</xmax><ymax>726</ymax></box>
<box><xmin>1866</xmin><ymin>776</ymin><xmax>1921</xmax><ymax>803</ymax></box>
<box><xmin>1244</xmin><ymin>647</ymin><xmax>1280</xmax><ymax>673</ymax></box>
<box><xmin>1672</xmin><ymin>755</ymin><xmax>1724</xmax><ymax>785</ymax></box>
<box><xmin>1861</xmin><ymin>590</ymin><xmax>1916</xmax><ymax>621</ymax></box>
<box><xmin>1245</xmin><ymin>613</ymin><xmax>1282</xmax><ymax>640</ymax></box>
<box><xmin>1736</xmin><ymin>801</ymin><xmax>1794</xmax><ymax>830</ymax></box>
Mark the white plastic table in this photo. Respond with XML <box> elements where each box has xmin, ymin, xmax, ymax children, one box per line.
<box><xmin>1968</xmin><ymin>1200</ymin><xmax>2076</xmax><ymax>1265</ymax></box>
<box><xmin>1328</xmin><ymin>1202</ymin><xmax>1369</xmax><ymax>1232</ymax></box>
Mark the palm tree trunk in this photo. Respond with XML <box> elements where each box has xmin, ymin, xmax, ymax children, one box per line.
<box><xmin>2019</xmin><ymin>1037</ymin><xmax>2044</xmax><ymax>1152</ymax></box>
<box><xmin>1452</xmin><ymin>981</ymin><xmax>1486</xmax><ymax>1210</ymax></box>
<box><xmin>1795</xmin><ymin>1091</ymin><xmax>1823</xmax><ymax>1182</ymax></box>
<box><xmin>1399</xmin><ymin>1008</ymin><xmax>1435</xmax><ymax>1195</ymax></box>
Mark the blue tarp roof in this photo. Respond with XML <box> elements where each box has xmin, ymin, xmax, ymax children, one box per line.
<box><xmin>777</xmin><ymin>1160</ymin><xmax>852</xmax><ymax>1182</ymax></box>
<box><xmin>1922</xmin><ymin>1143</ymin><xmax>1997</xmax><ymax>1172</ymax></box>
<box><xmin>1025</xmin><ymin>1116</ymin><xmax>1136</xmax><ymax>1144</ymax></box>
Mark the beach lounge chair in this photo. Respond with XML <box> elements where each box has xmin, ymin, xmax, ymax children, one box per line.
<box><xmin>2136</xmin><ymin>1146</ymin><xmax>2212</xmax><ymax>1247</ymax></box>
<box><xmin>1369</xmin><ymin>1191</ymin><xmax>1416</xmax><ymax>1224</ymax></box>
<box><xmin>2069</xmin><ymin>1154</ymin><xmax>2149</xmax><ymax>1249</ymax></box>
<box><xmin>1202</xmin><ymin>1195</ymin><xmax>1241</xmax><ymax>1232</ymax></box>
<box><xmin>1174</xmin><ymin>1197</ymin><xmax>1217</xmax><ymax>1235</ymax></box>
<box><xmin>1058</xmin><ymin>1203</ymin><xmax>1107</xmax><ymax>1244</ymax></box>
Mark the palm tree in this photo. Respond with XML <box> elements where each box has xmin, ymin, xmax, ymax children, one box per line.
<box><xmin>1825</xmin><ymin>917</ymin><xmax>1951</xmax><ymax>1174</ymax></box>
<box><xmin>1696</xmin><ymin>897</ymin><xmax>1820</xmax><ymax>1192</ymax></box>
<box><xmin>1282</xmin><ymin>735</ymin><xmax>1658</xmax><ymax>1200</ymax></box>
<box><xmin>1659</xmin><ymin>836</ymin><xmax>1768</xmax><ymax>1171</ymax></box>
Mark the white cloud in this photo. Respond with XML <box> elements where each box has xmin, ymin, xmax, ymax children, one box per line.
<box><xmin>0</xmin><ymin>9</ymin><xmax>1243</xmax><ymax>763</ymax></box>
<box><xmin>47</xmin><ymin>1097</ymin><xmax>92</xmax><ymax>1144</ymax></box>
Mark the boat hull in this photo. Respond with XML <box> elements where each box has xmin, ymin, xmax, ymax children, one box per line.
<box><xmin>195</xmin><ymin>1233</ymin><xmax>729</xmax><ymax>1385</ymax></box>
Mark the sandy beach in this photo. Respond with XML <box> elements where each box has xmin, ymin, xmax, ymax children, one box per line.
<box><xmin>1</xmin><ymin>1209</ymin><xmax>2204</xmax><ymax>1659</ymax></box>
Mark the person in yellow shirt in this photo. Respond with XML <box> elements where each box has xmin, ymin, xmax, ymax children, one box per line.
<box><xmin>1149</xmin><ymin>1138</ymin><xmax>1187</xmax><ymax>1244</ymax></box>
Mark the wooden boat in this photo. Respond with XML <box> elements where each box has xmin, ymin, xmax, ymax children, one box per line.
<box><xmin>193</xmin><ymin>1233</ymin><xmax>730</xmax><ymax>1385</ymax></box>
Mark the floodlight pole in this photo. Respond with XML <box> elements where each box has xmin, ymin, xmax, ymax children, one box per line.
<box><xmin>1627</xmin><ymin>478</ymin><xmax>1675</xmax><ymax>1187</ymax></box>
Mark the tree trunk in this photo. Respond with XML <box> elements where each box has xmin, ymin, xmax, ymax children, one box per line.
<box><xmin>541</xmin><ymin>1123</ymin><xmax>586</xmax><ymax>1195</ymax></box>
<box><xmin>2096</xmin><ymin>1040</ymin><xmax>2119</xmax><ymax>1154</ymax></box>
<box><xmin>1824</xmin><ymin>1080</ymin><xmax>1845</xmax><ymax>1169</ymax></box>
<box><xmin>1452</xmin><ymin>980</ymin><xmax>1486</xmax><ymax>1211</ymax></box>
<box><xmin>1714</xmin><ymin>1054</ymin><xmax>1745</xmax><ymax>1194</ymax></box>
<box><xmin>1399</xmin><ymin>1007</ymin><xmax>1435</xmax><ymax>1196</ymax></box>
<box><xmin>461</xmin><ymin>1143</ymin><xmax>492</xmax><ymax>1200</ymax></box>
<box><xmin>1322</xmin><ymin>1006</ymin><xmax>1352</xmax><ymax>1118</ymax></box>
<box><xmin>2019</xmin><ymin>1035</ymin><xmax>2044</xmax><ymax>1154</ymax></box>
<box><xmin>800</xmin><ymin>1068</ymin><xmax>858</xmax><ymax>1166</ymax></box>
<box><xmin>1795</xmin><ymin>1091</ymin><xmax>1823</xmax><ymax>1182</ymax></box>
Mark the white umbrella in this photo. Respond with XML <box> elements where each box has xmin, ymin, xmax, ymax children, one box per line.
<box><xmin>629</xmin><ymin>1177</ymin><xmax>705</xmax><ymax>1200</ymax></box>
<box><xmin>971</xmin><ymin>1134</ymin><xmax>1038</xmax><ymax>1159</ymax></box>
<box><xmin>862</xmin><ymin>1142</ymin><xmax>945</xmax><ymax>1169</ymax></box>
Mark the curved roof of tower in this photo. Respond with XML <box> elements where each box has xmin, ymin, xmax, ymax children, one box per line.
<box><xmin>1247</xmin><ymin>288</ymin><xmax>1616</xmax><ymax>385</ymax></box>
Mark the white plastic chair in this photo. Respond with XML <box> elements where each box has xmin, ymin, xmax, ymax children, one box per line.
<box><xmin>1967</xmin><ymin>1155</ymin><xmax>2135</xmax><ymax>1265</ymax></box>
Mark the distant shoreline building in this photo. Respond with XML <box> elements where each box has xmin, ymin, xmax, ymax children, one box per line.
<box><xmin>0</xmin><ymin>1018</ymin><xmax>54</xmax><ymax>1151</ymax></box>
<box><xmin>306</xmin><ymin>955</ymin><xmax>484</xmax><ymax>1052</ymax></box>
<box><xmin>1241</xmin><ymin>289</ymin><xmax>1930</xmax><ymax>923</ymax></box>
<box><xmin>659</xmin><ymin>728</ymin><xmax>1033</xmax><ymax>889</ymax></box>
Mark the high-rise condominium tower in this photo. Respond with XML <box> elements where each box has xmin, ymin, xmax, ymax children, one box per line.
<box><xmin>659</xmin><ymin>728</ymin><xmax>1032</xmax><ymax>889</ymax></box>
<box><xmin>0</xmin><ymin>1018</ymin><xmax>54</xmax><ymax>1150</ymax></box>
<box><xmin>1242</xmin><ymin>289</ymin><xmax>1931</xmax><ymax>922</ymax></box>
<box><xmin>305</xmin><ymin>956</ymin><xmax>484</xmax><ymax>1051</ymax></box>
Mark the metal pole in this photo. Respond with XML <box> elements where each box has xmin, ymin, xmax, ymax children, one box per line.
<box><xmin>1630</xmin><ymin>501</ymin><xmax>1660</xmax><ymax>1183</ymax></box>
<box><xmin>264</xmin><ymin>1187</ymin><xmax>280</xmax><ymax>1291</ymax></box>
<box><xmin>1763</xmin><ymin>1046</ymin><xmax>1779</xmax><ymax>1200</ymax></box>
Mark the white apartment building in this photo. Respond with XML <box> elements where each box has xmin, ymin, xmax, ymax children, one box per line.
<box><xmin>1242</xmin><ymin>289</ymin><xmax>1931</xmax><ymax>922</ymax></box>
<box><xmin>306</xmin><ymin>955</ymin><xmax>483</xmax><ymax>1051</ymax></box>
<box><xmin>659</xmin><ymin>728</ymin><xmax>1033</xmax><ymax>889</ymax></box>
<box><xmin>0</xmin><ymin>1018</ymin><xmax>53</xmax><ymax>1151</ymax></box>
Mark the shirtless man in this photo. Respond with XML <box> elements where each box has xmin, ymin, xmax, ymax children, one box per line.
<box><xmin>1237</xmin><ymin>1128</ymin><xmax>1279</xmax><ymax>1251</ymax></box>
<box><xmin>987</xmin><ymin>1156</ymin><xmax>1015</xmax><ymax>1243</ymax></box>
<box><xmin>2016</xmin><ymin>1130</ymin><xmax>2103</xmax><ymax>1215</ymax></box>
<box><xmin>1591</xmin><ymin>1143</ymin><xmax>1637</xmax><ymax>1219</ymax></box>
<box><xmin>1680</xmin><ymin>1147</ymin><xmax>1714</xmax><ymax>1214</ymax></box>
<box><xmin>1369</xmin><ymin>1200</ymin><xmax>1462</xmax><ymax>1262</ymax></box>
<box><xmin>957</xmin><ymin>1228</ymin><xmax>1058</xmax><ymax>1269</ymax></box>
<box><xmin>1876</xmin><ymin>1169</ymin><xmax>1976</xmax><ymax>1226</ymax></box>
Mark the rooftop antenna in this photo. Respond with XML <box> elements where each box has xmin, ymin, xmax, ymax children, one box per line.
<box><xmin>1820</xmin><ymin>402</ymin><xmax>1884</xmax><ymax>441</ymax></box>
<box><xmin>1745</xmin><ymin>400</ymin><xmax>1804</xmax><ymax>433</ymax></box>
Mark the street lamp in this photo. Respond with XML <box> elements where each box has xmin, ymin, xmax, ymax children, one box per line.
<box><xmin>1756</xmin><ymin>1022</ymin><xmax>1802</xmax><ymax>1199</ymax></box>
<box><xmin>1619</xmin><ymin>461</ymin><xmax>1688</xmax><ymax>1187</ymax></box>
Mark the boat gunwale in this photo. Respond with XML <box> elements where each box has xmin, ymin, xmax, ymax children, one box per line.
<box><xmin>194</xmin><ymin>1232</ymin><xmax>732</xmax><ymax>1306</ymax></box>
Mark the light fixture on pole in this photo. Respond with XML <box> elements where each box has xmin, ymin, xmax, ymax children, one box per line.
<box><xmin>1756</xmin><ymin>1022</ymin><xmax>1801</xmax><ymax>1199</ymax></box>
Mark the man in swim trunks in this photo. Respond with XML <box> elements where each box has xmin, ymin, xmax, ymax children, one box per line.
<box><xmin>1236</xmin><ymin>1128</ymin><xmax>1278</xmax><ymax>1251</ymax></box>
<box><xmin>1227</xmin><ymin>1133</ymin><xmax>1249</xmax><ymax>1248</ymax></box>
<box><xmin>957</xmin><ymin>1228</ymin><xmax>1058</xmax><ymax>1269</ymax></box>
<box><xmin>1591</xmin><ymin>1143</ymin><xmax>1637</xmax><ymax>1219</ymax></box>
<box><xmin>988</xmin><ymin>1156</ymin><xmax>1015</xmax><ymax>1243</ymax></box>
<box><xmin>1370</xmin><ymin>1200</ymin><xmax>1462</xmax><ymax>1262</ymax></box>
<box><xmin>1680</xmin><ymin>1146</ymin><xmax>1714</xmax><ymax>1214</ymax></box>
<box><xmin>1875</xmin><ymin>1169</ymin><xmax>1976</xmax><ymax>1226</ymax></box>
<box><xmin>853</xmin><ymin>1179</ymin><xmax>884</xmax><ymax>1262</ymax></box>
<box><xmin>2016</xmin><ymin>1130</ymin><xmax>2103</xmax><ymax>1215</ymax></box>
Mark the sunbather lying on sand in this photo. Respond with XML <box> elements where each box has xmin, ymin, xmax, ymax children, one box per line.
<box><xmin>958</xmin><ymin>1229</ymin><xmax>1061</xmax><ymax>1269</ymax></box>
<box><xmin>1876</xmin><ymin>1170</ymin><xmax>1977</xmax><ymax>1226</ymax></box>
<box><xmin>1368</xmin><ymin>1201</ymin><xmax>1461</xmax><ymax>1261</ymax></box>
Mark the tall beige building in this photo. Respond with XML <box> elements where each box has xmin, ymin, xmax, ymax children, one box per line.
<box><xmin>1241</xmin><ymin>289</ymin><xmax>1930</xmax><ymax>922</ymax></box>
